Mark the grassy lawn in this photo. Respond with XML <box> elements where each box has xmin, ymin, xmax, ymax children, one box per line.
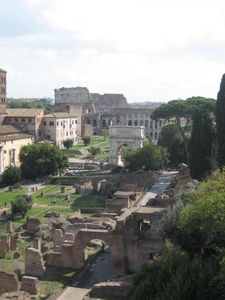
<box><xmin>0</xmin><ymin>188</ymin><xmax>28</xmax><ymax>206</ymax></box>
<box><xmin>71</xmin><ymin>136</ymin><xmax>109</xmax><ymax>160</ymax></box>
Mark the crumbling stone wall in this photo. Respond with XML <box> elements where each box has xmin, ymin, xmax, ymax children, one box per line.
<box><xmin>91</xmin><ymin>282</ymin><xmax>132</xmax><ymax>299</ymax></box>
<box><xmin>26</xmin><ymin>218</ymin><xmax>41</xmax><ymax>233</ymax></box>
<box><xmin>20</xmin><ymin>276</ymin><xmax>38</xmax><ymax>296</ymax></box>
<box><xmin>25</xmin><ymin>248</ymin><xmax>45</xmax><ymax>278</ymax></box>
<box><xmin>0</xmin><ymin>271</ymin><xmax>19</xmax><ymax>296</ymax></box>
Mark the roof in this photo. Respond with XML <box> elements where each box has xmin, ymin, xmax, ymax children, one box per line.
<box><xmin>0</xmin><ymin>68</ymin><xmax>6</xmax><ymax>73</ymax></box>
<box><xmin>0</xmin><ymin>125</ymin><xmax>34</xmax><ymax>141</ymax></box>
<box><xmin>6</xmin><ymin>108</ymin><xmax>44</xmax><ymax>117</ymax></box>
<box><xmin>37</xmin><ymin>138</ymin><xmax>55</xmax><ymax>145</ymax></box>
<box><xmin>44</xmin><ymin>112</ymin><xmax>77</xmax><ymax>119</ymax></box>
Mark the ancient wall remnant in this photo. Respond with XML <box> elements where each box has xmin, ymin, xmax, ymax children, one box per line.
<box><xmin>25</xmin><ymin>248</ymin><xmax>45</xmax><ymax>278</ymax></box>
<box><xmin>26</xmin><ymin>218</ymin><xmax>41</xmax><ymax>233</ymax></box>
<box><xmin>0</xmin><ymin>271</ymin><xmax>19</xmax><ymax>296</ymax></box>
<box><xmin>20</xmin><ymin>276</ymin><xmax>38</xmax><ymax>296</ymax></box>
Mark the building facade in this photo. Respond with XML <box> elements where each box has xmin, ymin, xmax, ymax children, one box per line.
<box><xmin>0</xmin><ymin>68</ymin><xmax>7</xmax><ymax>125</ymax></box>
<box><xmin>0</xmin><ymin>125</ymin><xmax>34</xmax><ymax>174</ymax></box>
<box><xmin>4</xmin><ymin>108</ymin><xmax>44</xmax><ymax>142</ymax></box>
<box><xmin>42</xmin><ymin>112</ymin><xmax>78</xmax><ymax>147</ymax></box>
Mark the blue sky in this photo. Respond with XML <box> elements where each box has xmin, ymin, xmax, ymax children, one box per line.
<box><xmin>1</xmin><ymin>0</ymin><xmax>225</xmax><ymax>102</ymax></box>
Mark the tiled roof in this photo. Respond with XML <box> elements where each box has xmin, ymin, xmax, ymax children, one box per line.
<box><xmin>6</xmin><ymin>108</ymin><xmax>44</xmax><ymax>117</ymax></box>
<box><xmin>0</xmin><ymin>125</ymin><xmax>34</xmax><ymax>141</ymax></box>
<box><xmin>44</xmin><ymin>112</ymin><xmax>77</xmax><ymax>118</ymax></box>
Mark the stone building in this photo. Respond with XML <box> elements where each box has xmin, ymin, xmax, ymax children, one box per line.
<box><xmin>55</xmin><ymin>86</ymin><xmax>166</xmax><ymax>142</ymax></box>
<box><xmin>0</xmin><ymin>68</ymin><xmax>7</xmax><ymax>125</ymax></box>
<box><xmin>4</xmin><ymin>108</ymin><xmax>44</xmax><ymax>142</ymax></box>
<box><xmin>42</xmin><ymin>112</ymin><xmax>78</xmax><ymax>147</ymax></box>
<box><xmin>0</xmin><ymin>125</ymin><xmax>34</xmax><ymax>174</ymax></box>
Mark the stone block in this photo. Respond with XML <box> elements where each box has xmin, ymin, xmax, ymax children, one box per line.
<box><xmin>20</xmin><ymin>276</ymin><xmax>38</xmax><ymax>296</ymax></box>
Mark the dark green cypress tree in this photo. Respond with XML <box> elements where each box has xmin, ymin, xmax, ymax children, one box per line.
<box><xmin>189</xmin><ymin>110</ymin><xmax>215</xmax><ymax>181</ymax></box>
<box><xmin>215</xmin><ymin>74</ymin><xmax>225</xmax><ymax>169</ymax></box>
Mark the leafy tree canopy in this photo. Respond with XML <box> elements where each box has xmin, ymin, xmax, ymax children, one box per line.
<box><xmin>19</xmin><ymin>144</ymin><xmax>69</xmax><ymax>179</ymax></box>
<box><xmin>122</xmin><ymin>140</ymin><xmax>169</xmax><ymax>171</ymax></box>
<box><xmin>157</xmin><ymin>123</ymin><xmax>186</xmax><ymax>165</ymax></box>
<box><xmin>99</xmin><ymin>129</ymin><xmax>109</xmax><ymax>140</ymax></box>
<box><xmin>63</xmin><ymin>138</ymin><xmax>74</xmax><ymax>150</ymax></box>
<box><xmin>151</xmin><ymin>97</ymin><xmax>216</xmax><ymax>165</ymax></box>
<box><xmin>11</xmin><ymin>194</ymin><xmax>33</xmax><ymax>218</ymax></box>
<box><xmin>82</xmin><ymin>135</ymin><xmax>91</xmax><ymax>146</ymax></box>
<box><xmin>215</xmin><ymin>74</ymin><xmax>225</xmax><ymax>169</ymax></box>
<box><xmin>2</xmin><ymin>165</ymin><xmax>21</xmax><ymax>185</ymax></box>
<box><xmin>88</xmin><ymin>146</ymin><xmax>101</xmax><ymax>157</ymax></box>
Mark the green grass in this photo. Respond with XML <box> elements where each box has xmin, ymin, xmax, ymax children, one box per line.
<box><xmin>0</xmin><ymin>188</ymin><xmax>28</xmax><ymax>206</ymax></box>
<box><xmin>71</xmin><ymin>136</ymin><xmax>109</xmax><ymax>160</ymax></box>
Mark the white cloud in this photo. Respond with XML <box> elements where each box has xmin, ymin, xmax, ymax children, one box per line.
<box><xmin>1</xmin><ymin>0</ymin><xmax>225</xmax><ymax>101</ymax></box>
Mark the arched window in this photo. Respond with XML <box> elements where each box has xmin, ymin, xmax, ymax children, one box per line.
<box><xmin>128</xmin><ymin>120</ymin><xmax>132</xmax><ymax>126</ymax></box>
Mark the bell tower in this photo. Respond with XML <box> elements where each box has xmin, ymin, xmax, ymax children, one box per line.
<box><xmin>0</xmin><ymin>68</ymin><xmax>7</xmax><ymax>125</ymax></box>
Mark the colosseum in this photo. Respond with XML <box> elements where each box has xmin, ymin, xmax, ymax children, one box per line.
<box><xmin>54</xmin><ymin>86</ymin><xmax>166</xmax><ymax>142</ymax></box>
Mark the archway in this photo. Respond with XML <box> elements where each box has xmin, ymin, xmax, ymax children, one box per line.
<box><xmin>82</xmin><ymin>239</ymin><xmax>111</xmax><ymax>287</ymax></box>
<box><xmin>108</xmin><ymin>126</ymin><xmax>144</xmax><ymax>165</ymax></box>
<box><xmin>72</xmin><ymin>229</ymin><xmax>125</xmax><ymax>275</ymax></box>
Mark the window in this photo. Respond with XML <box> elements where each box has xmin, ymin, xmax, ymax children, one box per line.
<box><xmin>46</xmin><ymin>135</ymin><xmax>51</xmax><ymax>139</ymax></box>
<box><xmin>28</xmin><ymin>118</ymin><xmax>32</xmax><ymax>122</ymax></box>
<box><xmin>75</xmin><ymin>120</ymin><xmax>77</xmax><ymax>124</ymax></box>
<box><xmin>57</xmin><ymin>121</ymin><xmax>59</xmax><ymax>126</ymax></box>
<box><xmin>39</xmin><ymin>131</ymin><xmax>41</xmax><ymax>137</ymax></box>
<box><xmin>15</xmin><ymin>118</ymin><xmax>18</xmax><ymax>122</ymax></box>
<box><xmin>10</xmin><ymin>149</ymin><xmax>15</xmax><ymax>164</ymax></box>
<box><xmin>50</xmin><ymin>121</ymin><xmax>54</xmax><ymax>126</ymax></box>
<box><xmin>44</xmin><ymin>121</ymin><xmax>46</xmax><ymax>126</ymax></box>
<box><xmin>21</xmin><ymin>118</ymin><xmax>25</xmax><ymax>122</ymax></box>
<box><xmin>7</xmin><ymin>118</ymin><xmax>12</xmax><ymax>122</ymax></box>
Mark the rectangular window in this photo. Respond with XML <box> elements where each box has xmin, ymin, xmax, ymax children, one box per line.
<box><xmin>75</xmin><ymin>120</ymin><xmax>77</xmax><ymax>124</ymax></box>
<box><xmin>44</xmin><ymin>121</ymin><xmax>46</xmax><ymax>126</ymax></box>
<box><xmin>57</xmin><ymin>121</ymin><xmax>59</xmax><ymax>126</ymax></box>
<box><xmin>21</xmin><ymin>118</ymin><xmax>25</xmax><ymax>122</ymax></box>
<box><xmin>50</xmin><ymin>121</ymin><xmax>54</xmax><ymax>126</ymax></box>
<box><xmin>46</xmin><ymin>135</ymin><xmax>51</xmax><ymax>139</ymax></box>
<box><xmin>15</xmin><ymin>118</ymin><xmax>18</xmax><ymax>122</ymax></box>
<box><xmin>28</xmin><ymin>118</ymin><xmax>32</xmax><ymax>122</ymax></box>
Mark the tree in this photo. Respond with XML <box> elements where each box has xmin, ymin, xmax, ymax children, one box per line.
<box><xmin>88</xmin><ymin>146</ymin><xmax>101</xmax><ymax>157</ymax></box>
<box><xmin>122</xmin><ymin>140</ymin><xmax>169</xmax><ymax>171</ymax></box>
<box><xmin>151</xmin><ymin>97</ymin><xmax>216</xmax><ymax>166</ymax></box>
<box><xmin>82</xmin><ymin>135</ymin><xmax>91</xmax><ymax>146</ymax></box>
<box><xmin>157</xmin><ymin>123</ymin><xmax>186</xmax><ymax>165</ymax></box>
<box><xmin>11</xmin><ymin>194</ymin><xmax>33</xmax><ymax>218</ymax></box>
<box><xmin>2</xmin><ymin>165</ymin><xmax>21</xmax><ymax>185</ymax></box>
<box><xmin>19</xmin><ymin>144</ymin><xmax>69</xmax><ymax>179</ymax></box>
<box><xmin>63</xmin><ymin>138</ymin><xmax>74</xmax><ymax>150</ymax></box>
<box><xmin>99</xmin><ymin>129</ymin><xmax>109</xmax><ymax>140</ymax></box>
<box><xmin>215</xmin><ymin>74</ymin><xmax>225</xmax><ymax>169</ymax></box>
<box><xmin>189</xmin><ymin>109</ymin><xmax>215</xmax><ymax>181</ymax></box>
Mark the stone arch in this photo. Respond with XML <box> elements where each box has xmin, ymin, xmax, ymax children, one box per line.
<box><xmin>93</xmin><ymin>119</ymin><xmax>97</xmax><ymax>127</ymax></box>
<box><xmin>108</xmin><ymin>126</ymin><xmax>144</xmax><ymax>165</ymax></box>
<box><xmin>86</xmin><ymin>119</ymin><xmax>91</xmax><ymax>124</ymax></box>
<box><xmin>72</xmin><ymin>230</ymin><xmax>125</xmax><ymax>275</ymax></box>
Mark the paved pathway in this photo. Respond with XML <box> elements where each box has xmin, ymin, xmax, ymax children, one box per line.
<box><xmin>139</xmin><ymin>171</ymin><xmax>178</xmax><ymax>206</ymax></box>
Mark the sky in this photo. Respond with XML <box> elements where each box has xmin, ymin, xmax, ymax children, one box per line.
<box><xmin>1</xmin><ymin>0</ymin><xmax>225</xmax><ymax>103</ymax></box>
